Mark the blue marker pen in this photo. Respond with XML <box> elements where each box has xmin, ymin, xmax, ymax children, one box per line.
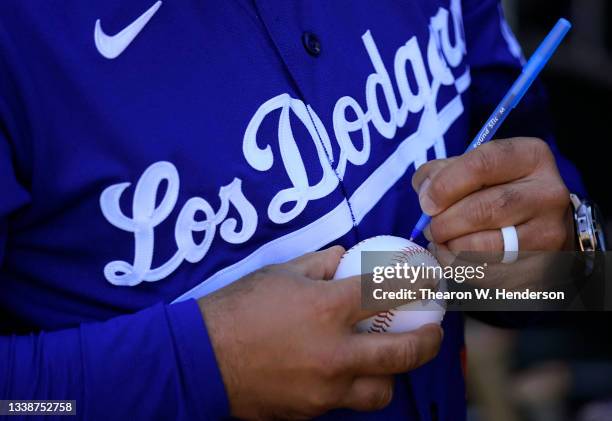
<box><xmin>409</xmin><ymin>18</ymin><xmax>572</xmax><ymax>241</ymax></box>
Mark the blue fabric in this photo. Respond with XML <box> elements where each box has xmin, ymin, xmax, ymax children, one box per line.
<box><xmin>1</xmin><ymin>299</ymin><xmax>228</xmax><ymax>420</ymax></box>
<box><xmin>0</xmin><ymin>0</ymin><xmax>584</xmax><ymax>419</ymax></box>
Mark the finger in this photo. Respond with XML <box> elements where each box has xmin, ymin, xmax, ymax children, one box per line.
<box><xmin>411</xmin><ymin>158</ymin><xmax>456</xmax><ymax>192</ymax></box>
<box><xmin>430</xmin><ymin>183</ymin><xmax>536</xmax><ymax>243</ymax></box>
<box><xmin>341</xmin><ymin>376</ymin><xmax>395</xmax><ymax>412</ymax></box>
<box><xmin>447</xmin><ymin>229</ymin><xmax>503</xmax><ymax>253</ymax></box>
<box><xmin>347</xmin><ymin>324</ymin><xmax>443</xmax><ymax>375</ymax></box>
<box><xmin>418</xmin><ymin>138</ymin><xmax>552</xmax><ymax>216</ymax></box>
<box><xmin>430</xmin><ymin>241</ymin><xmax>502</xmax><ymax>266</ymax></box>
<box><xmin>427</xmin><ymin>242</ymin><xmax>459</xmax><ymax>266</ymax></box>
<box><xmin>289</xmin><ymin>245</ymin><xmax>346</xmax><ymax>280</ymax></box>
<box><xmin>445</xmin><ymin>216</ymin><xmax>569</xmax><ymax>252</ymax></box>
<box><xmin>517</xmin><ymin>217</ymin><xmax>569</xmax><ymax>251</ymax></box>
<box><xmin>328</xmin><ymin>275</ymin><xmax>386</xmax><ymax>324</ymax></box>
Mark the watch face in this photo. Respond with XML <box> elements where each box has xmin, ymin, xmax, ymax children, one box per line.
<box><xmin>574</xmin><ymin>201</ymin><xmax>607</xmax><ymax>252</ymax></box>
<box><xmin>575</xmin><ymin>203</ymin><xmax>594</xmax><ymax>251</ymax></box>
<box><xmin>591</xmin><ymin>202</ymin><xmax>608</xmax><ymax>251</ymax></box>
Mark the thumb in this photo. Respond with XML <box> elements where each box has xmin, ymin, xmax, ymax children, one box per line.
<box><xmin>288</xmin><ymin>245</ymin><xmax>346</xmax><ymax>280</ymax></box>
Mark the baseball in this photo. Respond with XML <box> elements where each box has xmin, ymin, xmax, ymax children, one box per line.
<box><xmin>333</xmin><ymin>235</ymin><xmax>446</xmax><ymax>333</ymax></box>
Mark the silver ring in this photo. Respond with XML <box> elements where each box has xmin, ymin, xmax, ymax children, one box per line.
<box><xmin>501</xmin><ymin>226</ymin><xmax>519</xmax><ymax>263</ymax></box>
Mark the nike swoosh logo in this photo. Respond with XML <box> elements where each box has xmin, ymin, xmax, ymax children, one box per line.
<box><xmin>94</xmin><ymin>1</ymin><xmax>162</xmax><ymax>59</ymax></box>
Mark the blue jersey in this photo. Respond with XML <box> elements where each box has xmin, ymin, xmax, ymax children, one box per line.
<box><xmin>0</xmin><ymin>0</ymin><xmax>584</xmax><ymax>419</ymax></box>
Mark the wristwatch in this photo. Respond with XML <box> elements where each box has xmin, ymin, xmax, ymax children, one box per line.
<box><xmin>570</xmin><ymin>194</ymin><xmax>607</xmax><ymax>251</ymax></box>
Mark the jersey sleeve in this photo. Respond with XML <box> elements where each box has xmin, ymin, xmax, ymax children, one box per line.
<box><xmin>462</xmin><ymin>0</ymin><xmax>586</xmax><ymax>197</ymax></box>
<box><xmin>0</xmin><ymin>297</ymin><xmax>229</xmax><ymax>420</ymax></box>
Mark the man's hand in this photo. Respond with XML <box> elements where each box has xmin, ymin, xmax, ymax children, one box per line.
<box><xmin>412</xmin><ymin>138</ymin><xmax>573</xmax><ymax>252</ymax></box>
<box><xmin>198</xmin><ymin>246</ymin><xmax>443</xmax><ymax>420</ymax></box>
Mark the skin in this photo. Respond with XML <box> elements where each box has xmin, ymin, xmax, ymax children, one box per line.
<box><xmin>195</xmin><ymin>137</ymin><xmax>572</xmax><ymax>420</ymax></box>
<box><xmin>198</xmin><ymin>246</ymin><xmax>443</xmax><ymax>420</ymax></box>
<box><xmin>412</xmin><ymin>137</ymin><xmax>574</xmax><ymax>252</ymax></box>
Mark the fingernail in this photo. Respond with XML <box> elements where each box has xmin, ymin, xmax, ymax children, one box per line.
<box><xmin>424</xmin><ymin>225</ymin><xmax>433</xmax><ymax>242</ymax></box>
<box><xmin>418</xmin><ymin>178</ymin><xmax>438</xmax><ymax>215</ymax></box>
<box><xmin>328</xmin><ymin>245</ymin><xmax>345</xmax><ymax>253</ymax></box>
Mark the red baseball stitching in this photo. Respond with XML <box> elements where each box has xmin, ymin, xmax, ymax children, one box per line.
<box><xmin>368</xmin><ymin>310</ymin><xmax>394</xmax><ymax>333</ymax></box>
<box><xmin>340</xmin><ymin>237</ymin><xmax>435</xmax><ymax>333</ymax></box>
<box><xmin>339</xmin><ymin>235</ymin><xmax>389</xmax><ymax>261</ymax></box>
<box><xmin>367</xmin><ymin>247</ymin><xmax>434</xmax><ymax>333</ymax></box>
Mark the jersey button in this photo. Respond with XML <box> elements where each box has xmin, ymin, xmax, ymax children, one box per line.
<box><xmin>302</xmin><ymin>32</ymin><xmax>321</xmax><ymax>57</ymax></box>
